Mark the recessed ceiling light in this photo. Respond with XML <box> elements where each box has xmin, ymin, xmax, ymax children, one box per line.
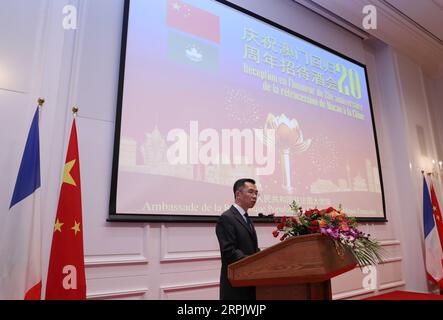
<box><xmin>432</xmin><ymin>0</ymin><xmax>443</xmax><ymax>10</ymax></box>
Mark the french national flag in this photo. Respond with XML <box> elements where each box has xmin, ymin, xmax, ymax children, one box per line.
<box><xmin>0</xmin><ymin>106</ymin><xmax>42</xmax><ymax>299</ymax></box>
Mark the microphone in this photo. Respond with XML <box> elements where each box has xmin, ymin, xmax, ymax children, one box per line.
<box><xmin>258</xmin><ymin>213</ymin><xmax>275</xmax><ymax>217</ymax></box>
<box><xmin>257</xmin><ymin>213</ymin><xmax>275</xmax><ymax>221</ymax></box>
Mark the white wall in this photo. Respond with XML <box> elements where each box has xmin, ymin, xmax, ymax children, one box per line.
<box><xmin>1</xmin><ymin>0</ymin><xmax>441</xmax><ymax>299</ymax></box>
<box><xmin>369</xmin><ymin>43</ymin><xmax>428</xmax><ymax>293</ymax></box>
<box><xmin>424</xmin><ymin>73</ymin><xmax>443</xmax><ymax>166</ymax></box>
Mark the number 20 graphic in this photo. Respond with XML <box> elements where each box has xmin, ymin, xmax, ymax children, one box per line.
<box><xmin>336</xmin><ymin>64</ymin><xmax>362</xmax><ymax>99</ymax></box>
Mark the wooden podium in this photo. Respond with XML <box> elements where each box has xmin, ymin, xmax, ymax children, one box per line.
<box><xmin>228</xmin><ymin>234</ymin><xmax>357</xmax><ymax>300</ymax></box>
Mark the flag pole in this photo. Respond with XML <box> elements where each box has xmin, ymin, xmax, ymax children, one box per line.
<box><xmin>72</xmin><ymin>106</ymin><xmax>78</xmax><ymax>117</ymax></box>
<box><xmin>422</xmin><ymin>170</ymin><xmax>433</xmax><ymax>177</ymax></box>
<box><xmin>37</xmin><ymin>98</ymin><xmax>45</xmax><ymax>125</ymax></box>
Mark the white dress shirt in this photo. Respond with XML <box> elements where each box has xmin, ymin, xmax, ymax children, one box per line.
<box><xmin>233</xmin><ymin>203</ymin><xmax>250</xmax><ymax>226</ymax></box>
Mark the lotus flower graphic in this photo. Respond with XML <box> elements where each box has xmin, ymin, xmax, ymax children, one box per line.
<box><xmin>186</xmin><ymin>46</ymin><xmax>203</xmax><ymax>62</ymax></box>
<box><xmin>261</xmin><ymin>113</ymin><xmax>311</xmax><ymax>193</ymax></box>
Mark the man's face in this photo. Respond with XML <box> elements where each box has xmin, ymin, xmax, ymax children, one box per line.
<box><xmin>236</xmin><ymin>182</ymin><xmax>258</xmax><ymax>210</ymax></box>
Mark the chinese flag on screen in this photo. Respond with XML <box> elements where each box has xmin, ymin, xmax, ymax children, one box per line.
<box><xmin>45</xmin><ymin>118</ymin><xmax>86</xmax><ymax>299</ymax></box>
<box><xmin>167</xmin><ymin>0</ymin><xmax>220</xmax><ymax>44</ymax></box>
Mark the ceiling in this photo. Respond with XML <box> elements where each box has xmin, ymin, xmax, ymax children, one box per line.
<box><xmin>384</xmin><ymin>0</ymin><xmax>443</xmax><ymax>43</ymax></box>
<box><xmin>294</xmin><ymin>0</ymin><xmax>443</xmax><ymax>77</ymax></box>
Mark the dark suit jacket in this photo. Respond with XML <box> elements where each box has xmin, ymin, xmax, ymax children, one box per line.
<box><xmin>216</xmin><ymin>205</ymin><xmax>259</xmax><ymax>300</ymax></box>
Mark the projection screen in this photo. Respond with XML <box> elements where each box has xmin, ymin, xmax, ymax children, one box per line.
<box><xmin>109</xmin><ymin>0</ymin><xmax>386</xmax><ymax>222</ymax></box>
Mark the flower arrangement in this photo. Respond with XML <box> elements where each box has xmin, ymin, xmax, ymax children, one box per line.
<box><xmin>272</xmin><ymin>201</ymin><xmax>384</xmax><ymax>268</ymax></box>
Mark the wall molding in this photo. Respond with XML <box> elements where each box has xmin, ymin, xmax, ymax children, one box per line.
<box><xmin>333</xmin><ymin>287</ymin><xmax>376</xmax><ymax>300</ymax></box>
<box><xmin>85</xmin><ymin>254</ymin><xmax>148</xmax><ymax>267</ymax></box>
<box><xmin>379</xmin><ymin>239</ymin><xmax>401</xmax><ymax>246</ymax></box>
<box><xmin>378</xmin><ymin>256</ymin><xmax>402</xmax><ymax>264</ymax></box>
<box><xmin>160</xmin><ymin>281</ymin><xmax>219</xmax><ymax>299</ymax></box>
<box><xmin>84</xmin><ymin>225</ymin><xmax>151</xmax><ymax>266</ymax></box>
<box><xmin>333</xmin><ymin>280</ymin><xmax>406</xmax><ymax>299</ymax></box>
<box><xmin>160</xmin><ymin>225</ymin><xmax>220</xmax><ymax>262</ymax></box>
<box><xmin>379</xmin><ymin>280</ymin><xmax>406</xmax><ymax>291</ymax></box>
<box><xmin>87</xmin><ymin>288</ymin><xmax>149</xmax><ymax>299</ymax></box>
<box><xmin>160</xmin><ymin>251</ymin><xmax>220</xmax><ymax>263</ymax></box>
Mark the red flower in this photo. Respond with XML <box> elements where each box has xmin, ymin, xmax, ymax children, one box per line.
<box><xmin>280</xmin><ymin>233</ymin><xmax>288</xmax><ymax>241</ymax></box>
<box><xmin>305</xmin><ymin>210</ymin><xmax>314</xmax><ymax>216</ymax></box>
<box><xmin>277</xmin><ymin>222</ymin><xmax>284</xmax><ymax>230</ymax></box>
<box><xmin>290</xmin><ymin>216</ymin><xmax>299</xmax><ymax>225</ymax></box>
<box><xmin>272</xmin><ymin>230</ymin><xmax>279</xmax><ymax>238</ymax></box>
<box><xmin>305</xmin><ymin>209</ymin><xmax>320</xmax><ymax>217</ymax></box>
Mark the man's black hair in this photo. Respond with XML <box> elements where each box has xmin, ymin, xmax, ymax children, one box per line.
<box><xmin>233</xmin><ymin>178</ymin><xmax>256</xmax><ymax>198</ymax></box>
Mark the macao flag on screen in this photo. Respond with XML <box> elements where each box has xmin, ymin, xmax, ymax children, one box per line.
<box><xmin>168</xmin><ymin>30</ymin><xmax>219</xmax><ymax>71</ymax></box>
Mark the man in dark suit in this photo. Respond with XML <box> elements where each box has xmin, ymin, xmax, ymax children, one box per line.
<box><xmin>216</xmin><ymin>178</ymin><xmax>260</xmax><ymax>300</ymax></box>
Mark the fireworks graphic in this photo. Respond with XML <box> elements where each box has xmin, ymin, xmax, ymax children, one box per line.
<box><xmin>307</xmin><ymin>135</ymin><xmax>340</xmax><ymax>175</ymax></box>
<box><xmin>224</xmin><ymin>88</ymin><xmax>260</xmax><ymax>125</ymax></box>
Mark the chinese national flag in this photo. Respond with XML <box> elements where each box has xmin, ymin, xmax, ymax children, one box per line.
<box><xmin>167</xmin><ymin>0</ymin><xmax>220</xmax><ymax>44</ymax></box>
<box><xmin>430</xmin><ymin>184</ymin><xmax>443</xmax><ymax>251</ymax></box>
<box><xmin>45</xmin><ymin>119</ymin><xmax>86</xmax><ymax>299</ymax></box>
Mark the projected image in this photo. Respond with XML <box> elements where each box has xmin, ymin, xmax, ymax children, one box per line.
<box><xmin>111</xmin><ymin>0</ymin><xmax>386</xmax><ymax>220</ymax></box>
